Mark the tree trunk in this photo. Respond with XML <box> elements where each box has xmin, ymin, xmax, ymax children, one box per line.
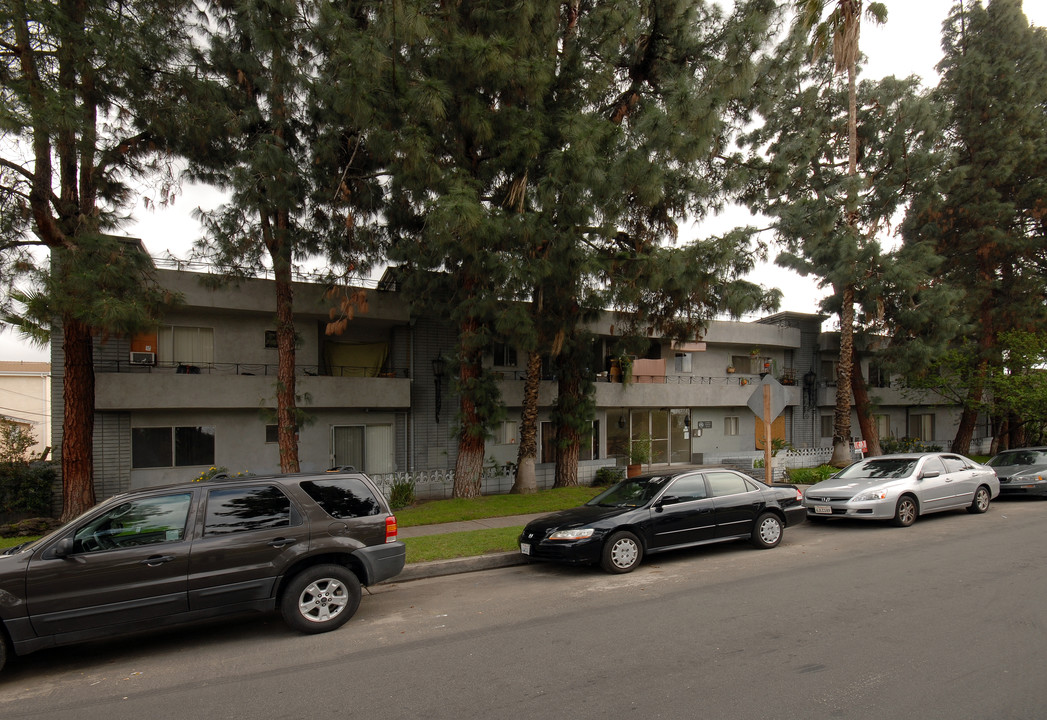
<box><xmin>511</xmin><ymin>350</ymin><xmax>542</xmax><ymax>494</ymax></box>
<box><xmin>851</xmin><ymin>352</ymin><xmax>882</xmax><ymax>456</ymax></box>
<box><xmin>453</xmin><ymin>337</ymin><xmax>485</xmax><ymax>498</ymax></box>
<box><xmin>274</xmin><ymin>260</ymin><xmax>300</xmax><ymax>473</ymax></box>
<box><xmin>61</xmin><ymin>317</ymin><xmax>95</xmax><ymax>521</ymax></box>
<box><xmin>555</xmin><ymin>433</ymin><xmax>579</xmax><ymax>488</ymax></box>
<box><xmin>830</xmin><ymin>285</ymin><xmax>855</xmax><ymax>467</ymax></box>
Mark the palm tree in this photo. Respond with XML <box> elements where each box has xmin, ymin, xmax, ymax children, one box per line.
<box><xmin>794</xmin><ymin>0</ymin><xmax>887</xmax><ymax>466</ymax></box>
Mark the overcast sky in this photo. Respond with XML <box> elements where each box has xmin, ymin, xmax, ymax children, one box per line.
<box><xmin>3</xmin><ymin>1</ymin><xmax>1045</xmax><ymax>362</ymax></box>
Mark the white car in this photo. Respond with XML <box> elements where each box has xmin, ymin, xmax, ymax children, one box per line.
<box><xmin>804</xmin><ymin>452</ymin><xmax>1000</xmax><ymax>527</ymax></box>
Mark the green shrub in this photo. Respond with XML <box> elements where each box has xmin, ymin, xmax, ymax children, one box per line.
<box><xmin>880</xmin><ymin>437</ymin><xmax>943</xmax><ymax>454</ymax></box>
<box><xmin>388</xmin><ymin>478</ymin><xmax>416</xmax><ymax>510</ymax></box>
<box><xmin>786</xmin><ymin>465</ymin><xmax>837</xmax><ymax>484</ymax></box>
<box><xmin>0</xmin><ymin>461</ymin><xmax>56</xmax><ymax>517</ymax></box>
<box><xmin>593</xmin><ymin>466</ymin><xmax>625</xmax><ymax>487</ymax></box>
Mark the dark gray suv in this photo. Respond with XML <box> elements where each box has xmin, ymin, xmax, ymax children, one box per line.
<box><xmin>0</xmin><ymin>471</ymin><xmax>406</xmax><ymax>672</ymax></box>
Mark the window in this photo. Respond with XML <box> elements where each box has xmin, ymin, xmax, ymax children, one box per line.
<box><xmin>132</xmin><ymin>426</ymin><xmax>215</xmax><ymax>468</ymax></box>
<box><xmin>492</xmin><ymin>343</ymin><xmax>517</xmax><ymax>367</ymax></box>
<box><xmin>821</xmin><ymin>360</ymin><xmax>838</xmax><ymax>384</ymax></box>
<box><xmin>674</xmin><ymin>353</ymin><xmax>692</xmax><ymax>373</ymax></box>
<box><xmin>730</xmin><ymin>355</ymin><xmax>750</xmax><ymax>372</ymax></box>
<box><xmin>265</xmin><ymin>424</ymin><xmax>298</xmax><ymax>444</ymax></box>
<box><xmin>495</xmin><ymin>420</ymin><xmax>518</xmax><ymax>445</ymax></box>
<box><xmin>868</xmin><ymin>362</ymin><xmax>890</xmax><ymax>388</ymax></box>
<box><xmin>660</xmin><ymin>474</ymin><xmax>707</xmax><ymax>504</ymax></box>
<box><xmin>299</xmin><ymin>478</ymin><xmax>381</xmax><ymax>519</ymax></box>
<box><xmin>909</xmin><ymin>413</ymin><xmax>935</xmax><ymax>441</ymax></box>
<box><xmin>941</xmin><ymin>455</ymin><xmax>970</xmax><ymax>473</ymax></box>
<box><xmin>820</xmin><ymin>415</ymin><xmax>834</xmax><ymax>438</ymax></box>
<box><xmin>724</xmin><ymin>416</ymin><xmax>739</xmax><ymax>436</ymax></box>
<box><xmin>874</xmin><ymin>414</ymin><xmax>890</xmax><ymax>440</ymax></box>
<box><xmin>158</xmin><ymin>325</ymin><xmax>214</xmax><ymax>366</ymax></box>
<box><xmin>73</xmin><ymin>493</ymin><xmax>192</xmax><ymax>553</ymax></box>
<box><xmin>264</xmin><ymin>330</ymin><xmax>278</xmax><ymax>348</ymax></box>
<box><xmin>204</xmin><ymin>485</ymin><xmax>295</xmax><ymax>535</ymax></box>
<box><xmin>706</xmin><ymin>471</ymin><xmax>754</xmax><ymax>497</ymax></box>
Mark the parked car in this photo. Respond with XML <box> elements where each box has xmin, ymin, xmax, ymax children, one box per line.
<box><xmin>986</xmin><ymin>447</ymin><xmax>1047</xmax><ymax>497</ymax></box>
<box><xmin>0</xmin><ymin>471</ymin><xmax>405</xmax><ymax>672</ymax></box>
<box><xmin>804</xmin><ymin>452</ymin><xmax>999</xmax><ymax>526</ymax></box>
<box><xmin>518</xmin><ymin>468</ymin><xmax>806</xmax><ymax>574</ymax></box>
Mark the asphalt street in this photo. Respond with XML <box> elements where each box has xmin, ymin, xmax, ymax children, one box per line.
<box><xmin>2</xmin><ymin>497</ymin><xmax>1045</xmax><ymax>720</ymax></box>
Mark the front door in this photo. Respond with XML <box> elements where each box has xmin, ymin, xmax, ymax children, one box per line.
<box><xmin>26</xmin><ymin>491</ymin><xmax>195</xmax><ymax>636</ymax></box>
<box><xmin>647</xmin><ymin>473</ymin><xmax>716</xmax><ymax>548</ymax></box>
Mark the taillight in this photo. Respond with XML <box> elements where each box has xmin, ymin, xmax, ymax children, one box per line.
<box><xmin>385</xmin><ymin>515</ymin><xmax>398</xmax><ymax>543</ymax></box>
<box><xmin>796</xmin><ymin>489</ymin><xmax>804</xmax><ymax>502</ymax></box>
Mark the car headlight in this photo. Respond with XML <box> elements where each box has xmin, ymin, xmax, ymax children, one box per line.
<box><xmin>852</xmin><ymin>489</ymin><xmax>889</xmax><ymax>502</ymax></box>
<box><xmin>548</xmin><ymin>528</ymin><xmax>595</xmax><ymax>541</ymax></box>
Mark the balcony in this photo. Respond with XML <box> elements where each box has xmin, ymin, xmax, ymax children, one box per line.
<box><xmin>95</xmin><ymin>361</ymin><xmax>411</xmax><ymax>410</ymax></box>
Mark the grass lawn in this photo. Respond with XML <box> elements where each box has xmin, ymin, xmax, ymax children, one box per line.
<box><xmin>0</xmin><ymin>536</ymin><xmax>38</xmax><ymax>550</ymax></box>
<box><xmin>394</xmin><ymin>485</ymin><xmax>601</xmax><ymax>527</ymax></box>
<box><xmin>403</xmin><ymin>526</ymin><xmax>524</xmax><ymax>563</ymax></box>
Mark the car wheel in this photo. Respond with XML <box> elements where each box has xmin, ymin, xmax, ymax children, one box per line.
<box><xmin>751</xmin><ymin>513</ymin><xmax>783</xmax><ymax>549</ymax></box>
<box><xmin>967</xmin><ymin>485</ymin><xmax>992</xmax><ymax>514</ymax></box>
<box><xmin>891</xmin><ymin>495</ymin><xmax>918</xmax><ymax>527</ymax></box>
<box><xmin>280</xmin><ymin>564</ymin><xmax>362</xmax><ymax>634</ymax></box>
<box><xmin>0</xmin><ymin>629</ymin><xmax>8</xmax><ymax>673</ymax></box>
<box><xmin>600</xmin><ymin>531</ymin><xmax>643</xmax><ymax>573</ymax></box>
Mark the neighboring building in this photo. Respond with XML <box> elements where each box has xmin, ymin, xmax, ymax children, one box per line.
<box><xmin>0</xmin><ymin>361</ymin><xmax>51</xmax><ymax>459</ymax></box>
<box><xmin>50</xmin><ymin>267</ymin><xmax>985</xmax><ymax>501</ymax></box>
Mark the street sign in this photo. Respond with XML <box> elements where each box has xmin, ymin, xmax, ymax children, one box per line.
<box><xmin>746</xmin><ymin>375</ymin><xmax>786</xmax><ymax>422</ymax></box>
<box><xmin>854</xmin><ymin>440</ymin><xmax>868</xmax><ymax>451</ymax></box>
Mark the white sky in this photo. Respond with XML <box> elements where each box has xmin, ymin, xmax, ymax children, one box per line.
<box><xmin>3</xmin><ymin>0</ymin><xmax>1045</xmax><ymax>362</ymax></box>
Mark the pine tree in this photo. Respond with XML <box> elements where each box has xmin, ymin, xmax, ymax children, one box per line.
<box><xmin>186</xmin><ymin>0</ymin><xmax>387</xmax><ymax>472</ymax></box>
<box><xmin>1</xmin><ymin>0</ymin><xmax>197</xmax><ymax>519</ymax></box>
<box><xmin>902</xmin><ymin>0</ymin><xmax>1047</xmax><ymax>454</ymax></box>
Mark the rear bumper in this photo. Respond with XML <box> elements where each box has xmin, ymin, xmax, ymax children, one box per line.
<box><xmin>354</xmin><ymin>541</ymin><xmax>406</xmax><ymax>584</ymax></box>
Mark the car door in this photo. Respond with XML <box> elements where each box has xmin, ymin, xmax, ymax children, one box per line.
<box><xmin>26</xmin><ymin>491</ymin><xmax>196</xmax><ymax>636</ymax></box>
<box><xmin>913</xmin><ymin>455</ymin><xmax>953</xmax><ymax>512</ymax></box>
<box><xmin>706</xmin><ymin>471</ymin><xmax>763</xmax><ymax>538</ymax></box>
<box><xmin>187</xmin><ymin>483</ymin><xmax>307</xmax><ymax>610</ymax></box>
<box><xmin>646</xmin><ymin>473</ymin><xmax>716</xmax><ymax>549</ymax></box>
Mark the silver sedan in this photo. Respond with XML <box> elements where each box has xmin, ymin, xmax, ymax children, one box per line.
<box><xmin>803</xmin><ymin>452</ymin><xmax>1000</xmax><ymax>527</ymax></box>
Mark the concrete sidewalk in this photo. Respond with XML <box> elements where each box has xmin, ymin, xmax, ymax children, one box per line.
<box><xmin>392</xmin><ymin>513</ymin><xmax>550</xmax><ymax>583</ymax></box>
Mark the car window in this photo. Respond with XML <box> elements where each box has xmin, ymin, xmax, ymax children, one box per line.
<box><xmin>299</xmin><ymin>478</ymin><xmax>382</xmax><ymax>519</ymax></box>
<box><xmin>659</xmin><ymin>475</ymin><xmax>708</xmax><ymax>505</ymax></box>
<box><xmin>73</xmin><ymin>493</ymin><xmax>192</xmax><ymax>553</ymax></box>
<box><xmin>922</xmin><ymin>456</ymin><xmax>948</xmax><ymax>475</ymax></box>
<box><xmin>587</xmin><ymin>476</ymin><xmax>672</xmax><ymax>507</ymax></box>
<box><xmin>204</xmin><ymin>485</ymin><xmax>296</xmax><ymax>535</ymax></box>
<box><xmin>706</xmin><ymin>471</ymin><xmax>752</xmax><ymax>498</ymax></box>
<box><xmin>988</xmin><ymin>450</ymin><xmax>1047</xmax><ymax>467</ymax></box>
<box><xmin>941</xmin><ymin>455</ymin><xmax>968</xmax><ymax>473</ymax></box>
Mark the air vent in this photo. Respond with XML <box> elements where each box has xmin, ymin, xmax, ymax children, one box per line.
<box><xmin>129</xmin><ymin>351</ymin><xmax>156</xmax><ymax>366</ymax></box>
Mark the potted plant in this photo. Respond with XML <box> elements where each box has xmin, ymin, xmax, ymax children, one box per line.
<box><xmin>627</xmin><ymin>434</ymin><xmax>651</xmax><ymax>477</ymax></box>
<box><xmin>726</xmin><ymin>364</ymin><xmax>735</xmax><ymax>374</ymax></box>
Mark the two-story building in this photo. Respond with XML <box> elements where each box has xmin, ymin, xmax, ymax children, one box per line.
<box><xmin>49</xmin><ymin>265</ymin><xmax>986</xmax><ymax>499</ymax></box>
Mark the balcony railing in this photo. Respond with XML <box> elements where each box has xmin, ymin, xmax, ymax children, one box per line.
<box><xmin>492</xmin><ymin>369</ymin><xmax>790</xmax><ymax>387</ymax></box>
<box><xmin>94</xmin><ymin>360</ymin><xmax>410</xmax><ymax>378</ymax></box>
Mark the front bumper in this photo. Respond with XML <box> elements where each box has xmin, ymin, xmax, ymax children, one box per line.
<box><xmin>998</xmin><ymin>477</ymin><xmax>1047</xmax><ymax>497</ymax></box>
<box><xmin>804</xmin><ymin>498</ymin><xmax>897</xmax><ymax>521</ymax></box>
<box><xmin>518</xmin><ymin>529</ymin><xmax>605</xmax><ymax>566</ymax></box>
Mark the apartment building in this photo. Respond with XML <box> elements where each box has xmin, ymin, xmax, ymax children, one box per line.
<box><xmin>50</xmin><ymin>268</ymin><xmax>979</xmax><ymax>498</ymax></box>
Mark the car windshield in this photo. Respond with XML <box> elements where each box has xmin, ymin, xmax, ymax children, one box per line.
<box><xmin>836</xmin><ymin>458</ymin><xmax>918</xmax><ymax>480</ymax></box>
<box><xmin>587</xmin><ymin>476</ymin><xmax>672</xmax><ymax>508</ymax></box>
<box><xmin>988</xmin><ymin>450</ymin><xmax>1047</xmax><ymax>467</ymax></box>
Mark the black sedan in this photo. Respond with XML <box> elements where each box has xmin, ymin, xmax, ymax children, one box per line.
<box><xmin>519</xmin><ymin>468</ymin><xmax>805</xmax><ymax>573</ymax></box>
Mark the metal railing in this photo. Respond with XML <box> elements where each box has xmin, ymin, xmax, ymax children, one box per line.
<box><xmin>94</xmin><ymin>360</ymin><xmax>409</xmax><ymax>378</ymax></box>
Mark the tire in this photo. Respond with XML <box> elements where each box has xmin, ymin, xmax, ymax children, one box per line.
<box><xmin>967</xmin><ymin>485</ymin><xmax>992</xmax><ymax>514</ymax></box>
<box><xmin>891</xmin><ymin>495</ymin><xmax>918</xmax><ymax>527</ymax></box>
<box><xmin>751</xmin><ymin>513</ymin><xmax>783</xmax><ymax>549</ymax></box>
<box><xmin>0</xmin><ymin>629</ymin><xmax>8</xmax><ymax>674</ymax></box>
<box><xmin>600</xmin><ymin>531</ymin><xmax>643</xmax><ymax>573</ymax></box>
<box><xmin>280</xmin><ymin>564</ymin><xmax>362</xmax><ymax>634</ymax></box>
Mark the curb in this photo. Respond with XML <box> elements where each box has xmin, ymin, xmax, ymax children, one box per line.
<box><xmin>390</xmin><ymin>551</ymin><xmax>529</xmax><ymax>582</ymax></box>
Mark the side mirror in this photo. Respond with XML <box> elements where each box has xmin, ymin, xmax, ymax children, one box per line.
<box><xmin>52</xmin><ymin>538</ymin><xmax>75</xmax><ymax>558</ymax></box>
<box><xmin>921</xmin><ymin>470</ymin><xmax>940</xmax><ymax>479</ymax></box>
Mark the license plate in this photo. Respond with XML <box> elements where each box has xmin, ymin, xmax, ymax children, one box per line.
<box><xmin>520</xmin><ymin>543</ymin><xmax>531</xmax><ymax>555</ymax></box>
<box><xmin>814</xmin><ymin>505</ymin><xmax>833</xmax><ymax>515</ymax></box>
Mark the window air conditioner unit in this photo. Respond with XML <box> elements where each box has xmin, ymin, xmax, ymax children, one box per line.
<box><xmin>129</xmin><ymin>351</ymin><xmax>156</xmax><ymax>366</ymax></box>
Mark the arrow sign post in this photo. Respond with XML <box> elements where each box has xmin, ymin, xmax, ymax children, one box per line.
<box><xmin>747</xmin><ymin>375</ymin><xmax>787</xmax><ymax>485</ymax></box>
